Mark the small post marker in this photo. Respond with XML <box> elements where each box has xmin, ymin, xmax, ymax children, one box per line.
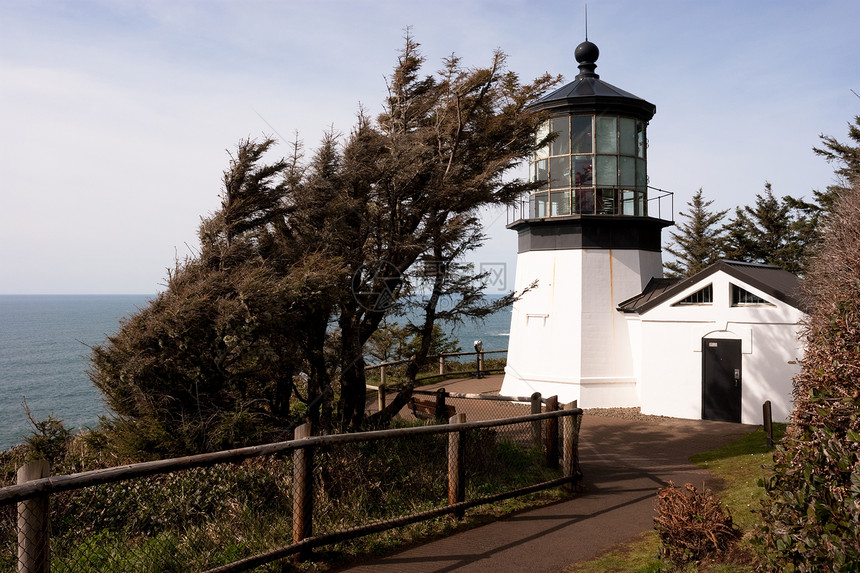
<box><xmin>762</xmin><ymin>400</ymin><xmax>774</xmax><ymax>448</ymax></box>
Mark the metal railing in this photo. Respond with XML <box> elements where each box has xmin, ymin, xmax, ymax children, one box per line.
<box><xmin>365</xmin><ymin>349</ymin><xmax>507</xmax><ymax>414</ymax></box>
<box><xmin>506</xmin><ymin>186</ymin><xmax>674</xmax><ymax>225</ymax></box>
<box><xmin>365</xmin><ymin>349</ymin><xmax>507</xmax><ymax>389</ymax></box>
<box><xmin>2</xmin><ymin>399</ymin><xmax>582</xmax><ymax>572</ymax></box>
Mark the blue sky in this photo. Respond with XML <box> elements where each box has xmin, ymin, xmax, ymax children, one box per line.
<box><xmin>1</xmin><ymin>0</ymin><xmax>857</xmax><ymax>294</ymax></box>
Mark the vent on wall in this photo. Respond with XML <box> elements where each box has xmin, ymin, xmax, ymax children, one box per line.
<box><xmin>673</xmin><ymin>284</ymin><xmax>713</xmax><ymax>306</ymax></box>
<box><xmin>731</xmin><ymin>284</ymin><xmax>774</xmax><ymax>306</ymax></box>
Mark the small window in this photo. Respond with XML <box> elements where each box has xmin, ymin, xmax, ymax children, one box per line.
<box><xmin>731</xmin><ymin>284</ymin><xmax>774</xmax><ymax>306</ymax></box>
<box><xmin>674</xmin><ymin>284</ymin><xmax>713</xmax><ymax>306</ymax></box>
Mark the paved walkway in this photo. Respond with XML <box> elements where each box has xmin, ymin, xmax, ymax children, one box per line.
<box><xmin>338</xmin><ymin>375</ymin><xmax>755</xmax><ymax>572</ymax></box>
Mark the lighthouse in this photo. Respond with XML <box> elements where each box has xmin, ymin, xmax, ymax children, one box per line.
<box><xmin>500</xmin><ymin>39</ymin><xmax>673</xmax><ymax>407</ymax></box>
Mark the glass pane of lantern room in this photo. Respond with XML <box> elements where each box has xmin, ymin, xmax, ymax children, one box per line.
<box><xmin>550</xmin><ymin>117</ymin><xmax>570</xmax><ymax>156</ymax></box>
<box><xmin>620</xmin><ymin>156</ymin><xmax>636</xmax><ymax>187</ymax></box>
<box><xmin>535</xmin><ymin>122</ymin><xmax>549</xmax><ymax>159</ymax></box>
<box><xmin>621</xmin><ymin>190</ymin><xmax>635</xmax><ymax>215</ymax></box>
<box><xmin>572</xmin><ymin>155</ymin><xmax>593</xmax><ymax>187</ymax></box>
<box><xmin>535</xmin><ymin>192</ymin><xmax>548</xmax><ymax>218</ymax></box>
<box><xmin>636</xmin><ymin>158</ymin><xmax>646</xmax><ymax>188</ymax></box>
<box><xmin>535</xmin><ymin>159</ymin><xmax>548</xmax><ymax>189</ymax></box>
<box><xmin>597</xmin><ymin>188</ymin><xmax>616</xmax><ymax>214</ymax></box>
<box><xmin>596</xmin><ymin>117</ymin><xmax>617</xmax><ymax>154</ymax></box>
<box><xmin>595</xmin><ymin>155</ymin><xmax>617</xmax><ymax>186</ymax></box>
<box><xmin>576</xmin><ymin>188</ymin><xmax>595</xmax><ymax>214</ymax></box>
<box><xmin>571</xmin><ymin>116</ymin><xmax>593</xmax><ymax>153</ymax></box>
<box><xmin>549</xmin><ymin>156</ymin><xmax>570</xmax><ymax>189</ymax></box>
<box><xmin>619</xmin><ymin>118</ymin><xmax>636</xmax><ymax>156</ymax></box>
<box><xmin>550</xmin><ymin>190</ymin><xmax>571</xmax><ymax>216</ymax></box>
<box><xmin>636</xmin><ymin>121</ymin><xmax>646</xmax><ymax>158</ymax></box>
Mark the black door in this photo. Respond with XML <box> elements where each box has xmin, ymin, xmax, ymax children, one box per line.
<box><xmin>702</xmin><ymin>338</ymin><xmax>742</xmax><ymax>423</ymax></box>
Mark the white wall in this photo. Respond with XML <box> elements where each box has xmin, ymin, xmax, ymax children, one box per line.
<box><xmin>503</xmin><ymin>249</ymin><xmax>584</xmax><ymax>403</ymax></box>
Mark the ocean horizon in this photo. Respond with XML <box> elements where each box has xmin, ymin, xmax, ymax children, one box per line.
<box><xmin>0</xmin><ymin>294</ymin><xmax>510</xmax><ymax>451</ymax></box>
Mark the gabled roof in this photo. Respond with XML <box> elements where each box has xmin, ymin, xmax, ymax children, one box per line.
<box><xmin>617</xmin><ymin>260</ymin><xmax>805</xmax><ymax>314</ymax></box>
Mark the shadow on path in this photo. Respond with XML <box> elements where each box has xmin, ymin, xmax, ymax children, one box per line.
<box><xmin>337</xmin><ymin>378</ymin><xmax>755</xmax><ymax>573</ymax></box>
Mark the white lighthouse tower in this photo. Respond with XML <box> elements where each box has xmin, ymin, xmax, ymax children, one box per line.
<box><xmin>501</xmin><ymin>40</ymin><xmax>673</xmax><ymax>406</ymax></box>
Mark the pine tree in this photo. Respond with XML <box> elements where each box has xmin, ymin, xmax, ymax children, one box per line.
<box><xmin>814</xmin><ymin>114</ymin><xmax>860</xmax><ymax>200</ymax></box>
<box><xmin>664</xmin><ymin>188</ymin><xmax>728</xmax><ymax>277</ymax></box>
<box><xmin>786</xmin><ymin>114</ymin><xmax>860</xmax><ymax>256</ymax></box>
<box><xmin>723</xmin><ymin>182</ymin><xmax>808</xmax><ymax>274</ymax></box>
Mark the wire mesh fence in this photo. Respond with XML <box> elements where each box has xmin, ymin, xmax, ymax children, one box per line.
<box><xmin>1</xmin><ymin>404</ymin><xmax>581</xmax><ymax>573</ymax></box>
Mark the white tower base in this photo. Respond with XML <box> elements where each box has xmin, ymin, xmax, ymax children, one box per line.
<box><xmin>501</xmin><ymin>246</ymin><xmax>663</xmax><ymax>407</ymax></box>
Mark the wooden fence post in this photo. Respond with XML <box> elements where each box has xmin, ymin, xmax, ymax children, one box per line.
<box><xmin>763</xmin><ymin>400</ymin><xmax>774</xmax><ymax>448</ymax></box>
<box><xmin>435</xmin><ymin>388</ymin><xmax>447</xmax><ymax>423</ymax></box>
<box><xmin>380</xmin><ymin>365</ymin><xmax>387</xmax><ymax>387</ymax></box>
<box><xmin>562</xmin><ymin>402</ymin><xmax>579</xmax><ymax>492</ymax></box>
<box><xmin>531</xmin><ymin>392</ymin><xmax>542</xmax><ymax>450</ymax></box>
<box><xmin>448</xmin><ymin>413</ymin><xmax>467</xmax><ymax>518</ymax></box>
<box><xmin>439</xmin><ymin>355</ymin><xmax>445</xmax><ymax>376</ymax></box>
<box><xmin>17</xmin><ymin>459</ymin><xmax>50</xmax><ymax>573</ymax></box>
<box><xmin>292</xmin><ymin>423</ymin><xmax>313</xmax><ymax>557</ymax></box>
<box><xmin>377</xmin><ymin>383</ymin><xmax>386</xmax><ymax>412</ymax></box>
<box><xmin>545</xmin><ymin>395</ymin><xmax>559</xmax><ymax>469</ymax></box>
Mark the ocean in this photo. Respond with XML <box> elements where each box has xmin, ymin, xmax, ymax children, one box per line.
<box><xmin>0</xmin><ymin>295</ymin><xmax>511</xmax><ymax>451</ymax></box>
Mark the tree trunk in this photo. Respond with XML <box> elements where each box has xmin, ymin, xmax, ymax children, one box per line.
<box><xmin>338</xmin><ymin>307</ymin><xmax>367</xmax><ymax>430</ymax></box>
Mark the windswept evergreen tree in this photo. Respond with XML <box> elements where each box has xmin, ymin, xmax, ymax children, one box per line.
<box><xmin>664</xmin><ymin>188</ymin><xmax>728</xmax><ymax>277</ymax></box>
<box><xmin>91</xmin><ymin>138</ymin><xmax>342</xmax><ymax>456</ymax></box>
<box><xmin>90</xmin><ymin>34</ymin><xmax>562</xmax><ymax>453</ymax></box>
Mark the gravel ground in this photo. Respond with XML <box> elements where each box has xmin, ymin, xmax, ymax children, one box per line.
<box><xmin>581</xmin><ymin>406</ymin><xmax>678</xmax><ymax>423</ymax></box>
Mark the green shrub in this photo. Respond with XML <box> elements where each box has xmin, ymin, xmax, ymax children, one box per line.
<box><xmin>757</xmin><ymin>397</ymin><xmax>860</xmax><ymax>572</ymax></box>
<box><xmin>756</xmin><ymin>176</ymin><xmax>860</xmax><ymax>570</ymax></box>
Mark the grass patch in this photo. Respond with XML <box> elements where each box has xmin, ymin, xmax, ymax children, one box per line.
<box><xmin>563</xmin><ymin>424</ymin><xmax>787</xmax><ymax>573</ymax></box>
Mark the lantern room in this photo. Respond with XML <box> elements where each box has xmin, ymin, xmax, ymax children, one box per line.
<box><xmin>521</xmin><ymin>39</ymin><xmax>659</xmax><ymax>221</ymax></box>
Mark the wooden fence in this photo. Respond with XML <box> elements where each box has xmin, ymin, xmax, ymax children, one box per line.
<box><xmin>3</xmin><ymin>402</ymin><xmax>582</xmax><ymax>573</ymax></box>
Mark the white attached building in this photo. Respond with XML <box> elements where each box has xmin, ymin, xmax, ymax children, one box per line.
<box><xmin>500</xmin><ymin>40</ymin><xmax>805</xmax><ymax>423</ymax></box>
<box><xmin>618</xmin><ymin>260</ymin><xmax>805</xmax><ymax>423</ymax></box>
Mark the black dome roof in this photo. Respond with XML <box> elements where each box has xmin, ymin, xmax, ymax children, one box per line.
<box><xmin>530</xmin><ymin>41</ymin><xmax>656</xmax><ymax>121</ymax></box>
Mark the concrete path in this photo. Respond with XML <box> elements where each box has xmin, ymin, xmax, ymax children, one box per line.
<box><xmin>337</xmin><ymin>376</ymin><xmax>755</xmax><ymax>572</ymax></box>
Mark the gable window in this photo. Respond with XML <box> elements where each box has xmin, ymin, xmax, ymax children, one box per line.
<box><xmin>673</xmin><ymin>284</ymin><xmax>713</xmax><ymax>306</ymax></box>
<box><xmin>731</xmin><ymin>284</ymin><xmax>774</xmax><ymax>307</ymax></box>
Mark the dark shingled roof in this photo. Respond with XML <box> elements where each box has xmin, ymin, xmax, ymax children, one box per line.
<box><xmin>617</xmin><ymin>260</ymin><xmax>806</xmax><ymax>314</ymax></box>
